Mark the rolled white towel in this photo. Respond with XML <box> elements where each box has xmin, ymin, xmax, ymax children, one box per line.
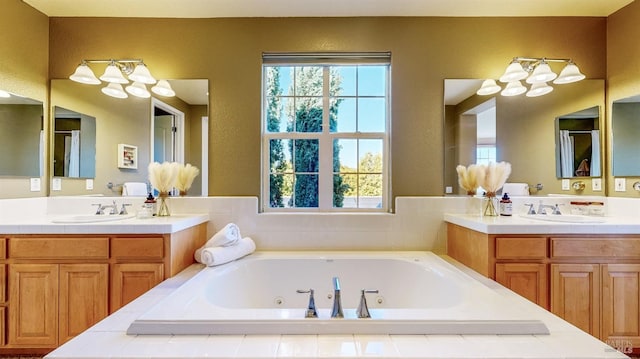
<box><xmin>195</xmin><ymin>237</ymin><xmax>256</xmax><ymax>267</ymax></box>
<box><xmin>205</xmin><ymin>223</ymin><xmax>241</xmax><ymax>247</ymax></box>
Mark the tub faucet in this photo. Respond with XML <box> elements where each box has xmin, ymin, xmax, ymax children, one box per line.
<box><xmin>356</xmin><ymin>289</ymin><xmax>379</xmax><ymax>318</ymax></box>
<box><xmin>331</xmin><ymin>277</ymin><xmax>344</xmax><ymax>318</ymax></box>
<box><xmin>296</xmin><ymin>289</ymin><xmax>318</xmax><ymax>318</ymax></box>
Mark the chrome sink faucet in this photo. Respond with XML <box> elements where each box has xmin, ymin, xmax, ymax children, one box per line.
<box><xmin>537</xmin><ymin>201</ymin><xmax>562</xmax><ymax>215</ymax></box>
<box><xmin>94</xmin><ymin>200</ymin><xmax>118</xmax><ymax>215</ymax></box>
<box><xmin>331</xmin><ymin>277</ymin><xmax>344</xmax><ymax>318</ymax></box>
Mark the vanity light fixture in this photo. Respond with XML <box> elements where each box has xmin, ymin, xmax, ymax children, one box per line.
<box><xmin>477</xmin><ymin>57</ymin><xmax>585</xmax><ymax>98</ymax></box>
<box><xmin>0</xmin><ymin>90</ymin><xmax>10</xmax><ymax>98</ymax></box>
<box><xmin>69</xmin><ymin>59</ymin><xmax>175</xmax><ymax>99</ymax></box>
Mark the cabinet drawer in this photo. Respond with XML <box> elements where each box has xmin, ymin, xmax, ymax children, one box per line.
<box><xmin>496</xmin><ymin>237</ymin><xmax>547</xmax><ymax>259</ymax></box>
<box><xmin>111</xmin><ymin>237</ymin><xmax>164</xmax><ymax>260</ymax></box>
<box><xmin>9</xmin><ymin>237</ymin><xmax>109</xmax><ymax>260</ymax></box>
<box><xmin>551</xmin><ymin>238</ymin><xmax>640</xmax><ymax>258</ymax></box>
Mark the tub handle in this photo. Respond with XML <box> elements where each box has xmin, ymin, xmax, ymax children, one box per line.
<box><xmin>357</xmin><ymin>289</ymin><xmax>379</xmax><ymax>319</ymax></box>
<box><xmin>296</xmin><ymin>289</ymin><xmax>318</xmax><ymax>318</ymax></box>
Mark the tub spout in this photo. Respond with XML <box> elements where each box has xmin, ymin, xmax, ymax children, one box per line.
<box><xmin>357</xmin><ymin>289</ymin><xmax>379</xmax><ymax>318</ymax></box>
<box><xmin>331</xmin><ymin>277</ymin><xmax>343</xmax><ymax>318</ymax></box>
<box><xmin>296</xmin><ymin>289</ymin><xmax>318</xmax><ymax>318</ymax></box>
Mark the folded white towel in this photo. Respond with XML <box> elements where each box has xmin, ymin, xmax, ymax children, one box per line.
<box><xmin>122</xmin><ymin>182</ymin><xmax>148</xmax><ymax>196</ymax></box>
<box><xmin>195</xmin><ymin>237</ymin><xmax>256</xmax><ymax>267</ymax></box>
<box><xmin>205</xmin><ymin>223</ymin><xmax>241</xmax><ymax>247</ymax></box>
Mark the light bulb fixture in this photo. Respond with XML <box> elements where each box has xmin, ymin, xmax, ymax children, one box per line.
<box><xmin>526</xmin><ymin>82</ymin><xmax>553</xmax><ymax>97</ymax></box>
<box><xmin>151</xmin><ymin>80</ymin><xmax>176</xmax><ymax>97</ymax></box>
<box><xmin>101</xmin><ymin>82</ymin><xmax>128</xmax><ymax>99</ymax></box>
<box><xmin>478</xmin><ymin>57</ymin><xmax>585</xmax><ymax>98</ymax></box>
<box><xmin>69</xmin><ymin>58</ymin><xmax>175</xmax><ymax>100</ymax></box>
<box><xmin>476</xmin><ymin>79</ymin><xmax>501</xmax><ymax>96</ymax></box>
<box><xmin>501</xmin><ymin>81</ymin><xmax>527</xmax><ymax>97</ymax></box>
<box><xmin>125</xmin><ymin>81</ymin><xmax>151</xmax><ymax>98</ymax></box>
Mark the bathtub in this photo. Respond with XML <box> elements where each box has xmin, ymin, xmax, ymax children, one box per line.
<box><xmin>127</xmin><ymin>251</ymin><xmax>549</xmax><ymax>335</ymax></box>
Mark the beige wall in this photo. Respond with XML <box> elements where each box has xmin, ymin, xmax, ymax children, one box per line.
<box><xmin>47</xmin><ymin>16</ymin><xmax>607</xmax><ymax>201</ymax></box>
<box><xmin>607</xmin><ymin>1</ymin><xmax>640</xmax><ymax>197</ymax></box>
<box><xmin>0</xmin><ymin>0</ymin><xmax>48</xmax><ymax>198</ymax></box>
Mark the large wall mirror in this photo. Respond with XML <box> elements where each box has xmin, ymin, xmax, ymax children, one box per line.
<box><xmin>50</xmin><ymin>79</ymin><xmax>209</xmax><ymax>196</ymax></box>
<box><xmin>444</xmin><ymin>79</ymin><xmax>605</xmax><ymax>195</ymax></box>
<box><xmin>612</xmin><ymin>95</ymin><xmax>640</xmax><ymax>176</ymax></box>
<box><xmin>0</xmin><ymin>91</ymin><xmax>43</xmax><ymax>177</ymax></box>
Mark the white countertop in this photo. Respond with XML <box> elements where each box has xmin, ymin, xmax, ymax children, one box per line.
<box><xmin>44</xmin><ymin>253</ymin><xmax>629</xmax><ymax>359</ymax></box>
<box><xmin>445</xmin><ymin>213</ymin><xmax>640</xmax><ymax>235</ymax></box>
<box><xmin>0</xmin><ymin>213</ymin><xmax>209</xmax><ymax>234</ymax></box>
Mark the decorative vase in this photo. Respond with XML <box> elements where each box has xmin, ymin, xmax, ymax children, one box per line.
<box><xmin>465</xmin><ymin>194</ymin><xmax>482</xmax><ymax>216</ymax></box>
<box><xmin>483</xmin><ymin>193</ymin><xmax>499</xmax><ymax>217</ymax></box>
<box><xmin>157</xmin><ymin>192</ymin><xmax>171</xmax><ymax>217</ymax></box>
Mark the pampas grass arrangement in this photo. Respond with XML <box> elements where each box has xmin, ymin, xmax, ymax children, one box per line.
<box><xmin>480</xmin><ymin>161</ymin><xmax>512</xmax><ymax>197</ymax></box>
<box><xmin>175</xmin><ymin>163</ymin><xmax>200</xmax><ymax>196</ymax></box>
<box><xmin>456</xmin><ymin>164</ymin><xmax>484</xmax><ymax>195</ymax></box>
<box><xmin>479</xmin><ymin>161</ymin><xmax>512</xmax><ymax>216</ymax></box>
<box><xmin>148</xmin><ymin>161</ymin><xmax>180</xmax><ymax>216</ymax></box>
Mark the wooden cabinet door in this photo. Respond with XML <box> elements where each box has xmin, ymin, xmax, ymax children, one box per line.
<box><xmin>551</xmin><ymin>264</ymin><xmax>600</xmax><ymax>338</ymax></box>
<box><xmin>602</xmin><ymin>264</ymin><xmax>640</xmax><ymax>348</ymax></box>
<box><xmin>110</xmin><ymin>263</ymin><xmax>163</xmax><ymax>312</ymax></box>
<box><xmin>495</xmin><ymin>263</ymin><xmax>548</xmax><ymax>308</ymax></box>
<box><xmin>8</xmin><ymin>264</ymin><xmax>58</xmax><ymax>347</ymax></box>
<box><xmin>58</xmin><ymin>264</ymin><xmax>108</xmax><ymax>344</ymax></box>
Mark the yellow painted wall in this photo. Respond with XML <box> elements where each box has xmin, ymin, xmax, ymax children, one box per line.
<box><xmin>0</xmin><ymin>0</ymin><xmax>48</xmax><ymax>198</ymax></box>
<box><xmin>607</xmin><ymin>1</ymin><xmax>640</xmax><ymax>197</ymax></box>
<box><xmin>47</xmin><ymin>16</ymin><xmax>607</xmax><ymax>201</ymax></box>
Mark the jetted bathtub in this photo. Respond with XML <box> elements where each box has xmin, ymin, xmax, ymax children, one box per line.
<box><xmin>127</xmin><ymin>251</ymin><xmax>549</xmax><ymax>335</ymax></box>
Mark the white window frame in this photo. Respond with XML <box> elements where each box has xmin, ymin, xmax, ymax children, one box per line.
<box><xmin>260</xmin><ymin>52</ymin><xmax>391</xmax><ymax>212</ymax></box>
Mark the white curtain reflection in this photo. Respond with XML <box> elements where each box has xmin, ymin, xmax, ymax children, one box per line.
<box><xmin>65</xmin><ymin>130</ymin><xmax>80</xmax><ymax>177</ymax></box>
<box><xmin>591</xmin><ymin>130</ymin><xmax>601</xmax><ymax>177</ymax></box>
<box><xmin>559</xmin><ymin>130</ymin><xmax>574</xmax><ymax>177</ymax></box>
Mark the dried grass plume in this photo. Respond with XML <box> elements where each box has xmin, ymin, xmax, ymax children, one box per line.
<box><xmin>175</xmin><ymin>163</ymin><xmax>200</xmax><ymax>193</ymax></box>
<box><xmin>148</xmin><ymin>162</ymin><xmax>180</xmax><ymax>193</ymax></box>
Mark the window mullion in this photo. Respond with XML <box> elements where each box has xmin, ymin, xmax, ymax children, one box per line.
<box><xmin>318</xmin><ymin>67</ymin><xmax>332</xmax><ymax>210</ymax></box>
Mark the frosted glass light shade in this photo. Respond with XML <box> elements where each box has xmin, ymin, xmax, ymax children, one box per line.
<box><xmin>69</xmin><ymin>63</ymin><xmax>101</xmax><ymax>85</ymax></box>
<box><xmin>501</xmin><ymin>81</ymin><xmax>527</xmax><ymax>96</ymax></box>
<box><xmin>553</xmin><ymin>63</ymin><xmax>585</xmax><ymax>84</ymax></box>
<box><xmin>100</xmin><ymin>62</ymin><xmax>129</xmax><ymax>84</ymax></box>
<box><xmin>125</xmin><ymin>82</ymin><xmax>151</xmax><ymax>98</ymax></box>
<box><xmin>499</xmin><ymin>61</ymin><xmax>528</xmax><ymax>83</ymax></box>
<box><xmin>526</xmin><ymin>62</ymin><xmax>557</xmax><ymax>84</ymax></box>
<box><xmin>129</xmin><ymin>64</ymin><xmax>156</xmax><ymax>84</ymax></box>
<box><xmin>526</xmin><ymin>82</ymin><xmax>553</xmax><ymax>97</ymax></box>
<box><xmin>476</xmin><ymin>79</ymin><xmax>501</xmax><ymax>95</ymax></box>
<box><xmin>151</xmin><ymin>80</ymin><xmax>176</xmax><ymax>97</ymax></box>
<box><xmin>101</xmin><ymin>82</ymin><xmax>128</xmax><ymax>98</ymax></box>
<box><xmin>0</xmin><ymin>90</ymin><xmax>10</xmax><ymax>98</ymax></box>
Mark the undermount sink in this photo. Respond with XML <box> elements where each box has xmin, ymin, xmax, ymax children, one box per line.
<box><xmin>52</xmin><ymin>214</ymin><xmax>135</xmax><ymax>224</ymax></box>
<box><xmin>519</xmin><ymin>214</ymin><xmax>606</xmax><ymax>223</ymax></box>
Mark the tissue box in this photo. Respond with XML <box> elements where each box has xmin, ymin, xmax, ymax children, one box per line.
<box><xmin>502</xmin><ymin>183</ymin><xmax>530</xmax><ymax>196</ymax></box>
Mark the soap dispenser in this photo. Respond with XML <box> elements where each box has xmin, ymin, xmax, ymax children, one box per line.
<box><xmin>500</xmin><ymin>193</ymin><xmax>512</xmax><ymax>216</ymax></box>
<box><xmin>144</xmin><ymin>193</ymin><xmax>157</xmax><ymax>216</ymax></box>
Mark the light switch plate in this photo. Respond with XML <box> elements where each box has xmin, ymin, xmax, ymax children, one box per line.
<box><xmin>615</xmin><ymin>178</ymin><xmax>626</xmax><ymax>192</ymax></box>
<box><xmin>52</xmin><ymin>177</ymin><xmax>62</xmax><ymax>191</ymax></box>
<box><xmin>561</xmin><ymin>179</ymin><xmax>570</xmax><ymax>191</ymax></box>
<box><xmin>592</xmin><ymin>178</ymin><xmax>602</xmax><ymax>191</ymax></box>
<box><xmin>30</xmin><ymin>178</ymin><xmax>41</xmax><ymax>192</ymax></box>
<box><xmin>445</xmin><ymin>186</ymin><xmax>453</xmax><ymax>194</ymax></box>
<box><xmin>86</xmin><ymin>179</ymin><xmax>94</xmax><ymax>190</ymax></box>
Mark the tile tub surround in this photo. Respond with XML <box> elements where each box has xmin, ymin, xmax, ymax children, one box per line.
<box><xmin>44</xmin><ymin>254</ymin><xmax>627</xmax><ymax>359</ymax></box>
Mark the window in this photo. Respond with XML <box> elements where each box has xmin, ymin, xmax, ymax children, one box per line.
<box><xmin>262</xmin><ymin>53</ymin><xmax>390</xmax><ymax>211</ymax></box>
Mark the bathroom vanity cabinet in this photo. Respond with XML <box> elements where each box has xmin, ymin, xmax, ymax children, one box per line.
<box><xmin>448</xmin><ymin>223</ymin><xmax>640</xmax><ymax>349</ymax></box>
<box><xmin>0</xmin><ymin>222</ymin><xmax>206</xmax><ymax>352</ymax></box>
